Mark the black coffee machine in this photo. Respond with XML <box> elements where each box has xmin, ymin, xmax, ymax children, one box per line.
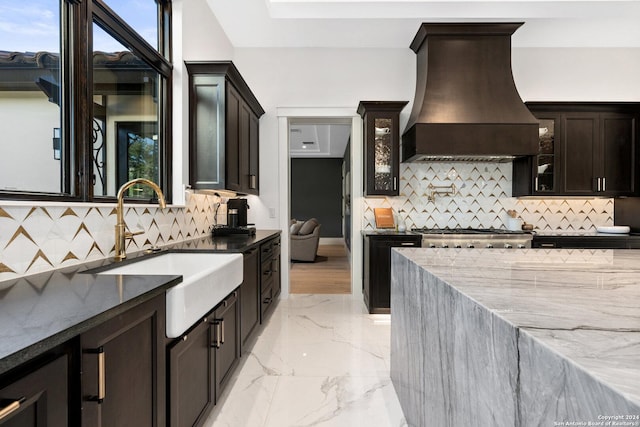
<box><xmin>227</xmin><ymin>198</ymin><xmax>250</xmax><ymax>227</ymax></box>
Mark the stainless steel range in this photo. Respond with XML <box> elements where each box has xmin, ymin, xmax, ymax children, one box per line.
<box><xmin>412</xmin><ymin>228</ymin><xmax>533</xmax><ymax>249</ymax></box>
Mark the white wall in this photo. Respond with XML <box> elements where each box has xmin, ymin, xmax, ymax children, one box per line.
<box><xmin>0</xmin><ymin>92</ymin><xmax>61</xmax><ymax>193</ymax></box>
<box><xmin>173</xmin><ymin>0</ymin><xmax>235</xmax><ymax>203</ymax></box>
<box><xmin>513</xmin><ymin>48</ymin><xmax>640</xmax><ymax>101</ymax></box>
<box><xmin>233</xmin><ymin>47</ymin><xmax>417</xmax><ymax>230</ymax></box>
<box><xmin>184</xmin><ymin>0</ymin><xmax>235</xmax><ymax>60</ymax></box>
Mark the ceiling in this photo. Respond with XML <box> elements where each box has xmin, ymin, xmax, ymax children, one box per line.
<box><xmin>206</xmin><ymin>0</ymin><xmax>640</xmax><ymax>48</ymax></box>
<box><xmin>289</xmin><ymin>118</ymin><xmax>352</xmax><ymax>158</ymax></box>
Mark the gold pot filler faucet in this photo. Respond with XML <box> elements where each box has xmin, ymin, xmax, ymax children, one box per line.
<box><xmin>114</xmin><ymin>178</ymin><xmax>167</xmax><ymax>261</ymax></box>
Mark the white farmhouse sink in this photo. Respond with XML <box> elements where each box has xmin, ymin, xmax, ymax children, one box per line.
<box><xmin>98</xmin><ymin>253</ymin><xmax>243</xmax><ymax>338</ymax></box>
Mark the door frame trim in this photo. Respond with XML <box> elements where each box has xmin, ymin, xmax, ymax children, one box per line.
<box><xmin>277</xmin><ymin>107</ymin><xmax>363</xmax><ymax>298</ymax></box>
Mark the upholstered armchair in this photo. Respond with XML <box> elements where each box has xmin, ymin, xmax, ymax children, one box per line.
<box><xmin>290</xmin><ymin>218</ymin><xmax>321</xmax><ymax>262</ymax></box>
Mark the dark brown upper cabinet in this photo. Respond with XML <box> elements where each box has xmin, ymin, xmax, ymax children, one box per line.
<box><xmin>513</xmin><ymin>103</ymin><xmax>639</xmax><ymax>197</ymax></box>
<box><xmin>358</xmin><ymin>101</ymin><xmax>408</xmax><ymax>196</ymax></box>
<box><xmin>186</xmin><ymin>62</ymin><xmax>265</xmax><ymax>195</ymax></box>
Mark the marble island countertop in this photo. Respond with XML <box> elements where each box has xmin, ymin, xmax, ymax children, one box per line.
<box><xmin>391</xmin><ymin>248</ymin><xmax>640</xmax><ymax>426</ymax></box>
<box><xmin>0</xmin><ymin>230</ymin><xmax>280</xmax><ymax>376</ymax></box>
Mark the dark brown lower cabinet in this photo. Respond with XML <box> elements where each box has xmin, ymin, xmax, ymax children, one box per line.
<box><xmin>212</xmin><ymin>291</ymin><xmax>239</xmax><ymax>402</ymax></box>
<box><xmin>81</xmin><ymin>295</ymin><xmax>166</xmax><ymax>427</ymax></box>
<box><xmin>0</xmin><ymin>354</ymin><xmax>69</xmax><ymax>427</ymax></box>
<box><xmin>240</xmin><ymin>247</ymin><xmax>260</xmax><ymax>353</ymax></box>
<box><xmin>363</xmin><ymin>234</ymin><xmax>422</xmax><ymax>314</ymax></box>
<box><xmin>168</xmin><ymin>318</ymin><xmax>214</xmax><ymax>427</ymax></box>
<box><xmin>168</xmin><ymin>289</ymin><xmax>240</xmax><ymax>427</ymax></box>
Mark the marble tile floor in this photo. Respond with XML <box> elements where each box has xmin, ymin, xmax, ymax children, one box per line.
<box><xmin>203</xmin><ymin>294</ymin><xmax>407</xmax><ymax>427</ymax></box>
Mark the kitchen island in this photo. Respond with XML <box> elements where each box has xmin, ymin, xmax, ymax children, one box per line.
<box><xmin>390</xmin><ymin>248</ymin><xmax>640</xmax><ymax>427</ymax></box>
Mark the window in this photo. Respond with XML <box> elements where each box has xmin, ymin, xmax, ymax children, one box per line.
<box><xmin>0</xmin><ymin>1</ymin><xmax>63</xmax><ymax>194</ymax></box>
<box><xmin>0</xmin><ymin>0</ymin><xmax>172</xmax><ymax>202</ymax></box>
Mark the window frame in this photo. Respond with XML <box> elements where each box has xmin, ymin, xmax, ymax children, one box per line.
<box><xmin>0</xmin><ymin>0</ymin><xmax>172</xmax><ymax>204</ymax></box>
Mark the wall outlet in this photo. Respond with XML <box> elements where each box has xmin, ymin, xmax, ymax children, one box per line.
<box><xmin>269</xmin><ymin>207</ymin><xmax>276</xmax><ymax>218</ymax></box>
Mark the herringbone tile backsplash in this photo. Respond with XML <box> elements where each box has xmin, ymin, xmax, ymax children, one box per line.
<box><xmin>363</xmin><ymin>163</ymin><xmax>613</xmax><ymax>231</ymax></box>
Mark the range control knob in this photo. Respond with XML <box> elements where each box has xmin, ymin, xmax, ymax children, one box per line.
<box><xmin>517</xmin><ymin>244</ymin><xmax>527</xmax><ymax>249</ymax></box>
<box><xmin>467</xmin><ymin>243</ymin><xmax>475</xmax><ymax>248</ymax></box>
<box><xmin>429</xmin><ymin>243</ymin><xmax>436</xmax><ymax>248</ymax></box>
<box><xmin>485</xmin><ymin>243</ymin><xmax>494</xmax><ymax>248</ymax></box>
<box><xmin>441</xmin><ymin>243</ymin><xmax>449</xmax><ymax>248</ymax></box>
<box><xmin>454</xmin><ymin>244</ymin><xmax>462</xmax><ymax>248</ymax></box>
<box><xmin>504</xmin><ymin>243</ymin><xmax>513</xmax><ymax>249</ymax></box>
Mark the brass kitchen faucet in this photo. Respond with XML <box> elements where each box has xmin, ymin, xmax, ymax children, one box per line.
<box><xmin>114</xmin><ymin>178</ymin><xmax>166</xmax><ymax>261</ymax></box>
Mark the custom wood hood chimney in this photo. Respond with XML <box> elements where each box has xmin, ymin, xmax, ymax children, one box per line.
<box><xmin>402</xmin><ymin>23</ymin><xmax>539</xmax><ymax>162</ymax></box>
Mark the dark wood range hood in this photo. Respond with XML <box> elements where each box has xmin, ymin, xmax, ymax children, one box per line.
<box><xmin>402</xmin><ymin>23</ymin><xmax>539</xmax><ymax>162</ymax></box>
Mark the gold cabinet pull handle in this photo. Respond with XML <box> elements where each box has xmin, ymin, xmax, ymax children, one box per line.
<box><xmin>85</xmin><ymin>346</ymin><xmax>106</xmax><ymax>403</ymax></box>
<box><xmin>210</xmin><ymin>320</ymin><xmax>222</xmax><ymax>348</ymax></box>
<box><xmin>0</xmin><ymin>397</ymin><xmax>25</xmax><ymax>421</ymax></box>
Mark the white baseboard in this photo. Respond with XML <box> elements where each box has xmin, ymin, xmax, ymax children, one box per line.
<box><xmin>319</xmin><ymin>237</ymin><xmax>346</xmax><ymax>246</ymax></box>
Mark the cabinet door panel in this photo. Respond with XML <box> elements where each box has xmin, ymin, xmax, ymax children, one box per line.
<box><xmin>359</xmin><ymin>101</ymin><xmax>407</xmax><ymax>196</ymax></box>
<box><xmin>240</xmin><ymin>248</ymin><xmax>260</xmax><ymax>351</ymax></box>
<box><xmin>81</xmin><ymin>296</ymin><xmax>165</xmax><ymax>427</ymax></box>
<box><xmin>239</xmin><ymin>103</ymin><xmax>251</xmax><ymax>193</ymax></box>
<box><xmin>365</xmin><ymin>237</ymin><xmax>421</xmax><ymax>313</ymax></box>
<box><xmin>0</xmin><ymin>355</ymin><xmax>67</xmax><ymax>427</ymax></box>
<box><xmin>248</xmin><ymin>113</ymin><xmax>260</xmax><ymax>194</ymax></box>
<box><xmin>214</xmin><ymin>292</ymin><xmax>239</xmax><ymax>401</ymax></box>
<box><xmin>601</xmin><ymin>114</ymin><xmax>635</xmax><ymax>194</ymax></box>
<box><xmin>190</xmin><ymin>75</ymin><xmax>225</xmax><ymax>189</ymax></box>
<box><xmin>225</xmin><ymin>85</ymin><xmax>241</xmax><ymax>191</ymax></box>
<box><xmin>563</xmin><ymin>114</ymin><xmax>598</xmax><ymax>194</ymax></box>
<box><xmin>168</xmin><ymin>320</ymin><xmax>213</xmax><ymax>427</ymax></box>
<box><xmin>369</xmin><ymin>242</ymin><xmax>392</xmax><ymax>310</ymax></box>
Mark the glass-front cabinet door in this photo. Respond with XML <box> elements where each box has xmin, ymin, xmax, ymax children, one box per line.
<box><xmin>358</xmin><ymin>101</ymin><xmax>408</xmax><ymax>196</ymax></box>
<box><xmin>373</xmin><ymin>117</ymin><xmax>393</xmax><ymax>192</ymax></box>
<box><xmin>534</xmin><ymin>117</ymin><xmax>557</xmax><ymax>193</ymax></box>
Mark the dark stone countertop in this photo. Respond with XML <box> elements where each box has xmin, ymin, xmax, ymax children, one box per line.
<box><xmin>0</xmin><ymin>230</ymin><xmax>281</xmax><ymax>376</ymax></box>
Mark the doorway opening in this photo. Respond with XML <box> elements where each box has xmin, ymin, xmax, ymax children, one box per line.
<box><xmin>288</xmin><ymin>117</ymin><xmax>352</xmax><ymax>294</ymax></box>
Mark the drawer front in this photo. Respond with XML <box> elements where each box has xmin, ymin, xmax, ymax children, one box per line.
<box><xmin>271</xmin><ymin>237</ymin><xmax>281</xmax><ymax>256</ymax></box>
<box><xmin>260</xmin><ymin>284</ymin><xmax>274</xmax><ymax>322</ymax></box>
<box><xmin>260</xmin><ymin>237</ymin><xmax>281</xmax><ymax>264</ymax></box>
<box><xmin>260</xmin><ymin>241</ymin><xmax>273</xmax><ymax>263</ymax></box>
<box><xmin>261</xmin><ymin>259</ymin><xmax>275</xmax><ymax>286</ymax></box>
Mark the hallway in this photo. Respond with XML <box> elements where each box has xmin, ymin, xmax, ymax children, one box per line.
<box><xmin>290</xmin><ymin>244</ymin><xmax>351</xmax><ymax>294</ymax></box>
